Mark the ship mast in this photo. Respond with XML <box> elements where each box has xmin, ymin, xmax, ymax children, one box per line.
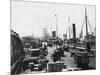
<box><xmin>69</xmin><ymin>27</ymin><xmax>70</xmax><ymax>39</ymax></box>
<box><xmin>55</xmin><ymin>14</ymin><xmax>58</xmax><ymax>38</ymax></box>
<box><xmin>85</xmin><ymin>6</ymin><xmax>88</xmax><ymax>36</ymax></box>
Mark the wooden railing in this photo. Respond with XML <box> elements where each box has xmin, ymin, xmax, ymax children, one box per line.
<box><xmin>11</xmin><ymin>55</ymin><xmax>24</xmax><ymax>75</ymax></box>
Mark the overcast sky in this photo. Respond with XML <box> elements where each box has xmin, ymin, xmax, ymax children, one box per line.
<box><xmin>11</xmin><ymin>0</ymin><xmax>96</xmax><ymax>38</ymax></box>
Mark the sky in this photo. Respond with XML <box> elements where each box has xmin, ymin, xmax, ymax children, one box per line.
<box><xmin>11</xmin><ymin>0</ymin><xmax>96</xmax><ymax>38</ymax></box>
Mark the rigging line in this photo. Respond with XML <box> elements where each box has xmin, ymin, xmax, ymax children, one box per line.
<box><xmin>87</xmin><ymin>18</ymin><xmax>92</xmax><ymax>34</ymax></box>
<box><xmin>81</xmin><ymin>18</ymin><xmax>85</xmax><ymax>34</ymax></box>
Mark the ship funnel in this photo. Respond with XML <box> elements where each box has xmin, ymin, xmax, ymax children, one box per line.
<box><xmin>72</xmin><ymin>23</ymin><xmax>76</xmax><ymax>43</ymax></box>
